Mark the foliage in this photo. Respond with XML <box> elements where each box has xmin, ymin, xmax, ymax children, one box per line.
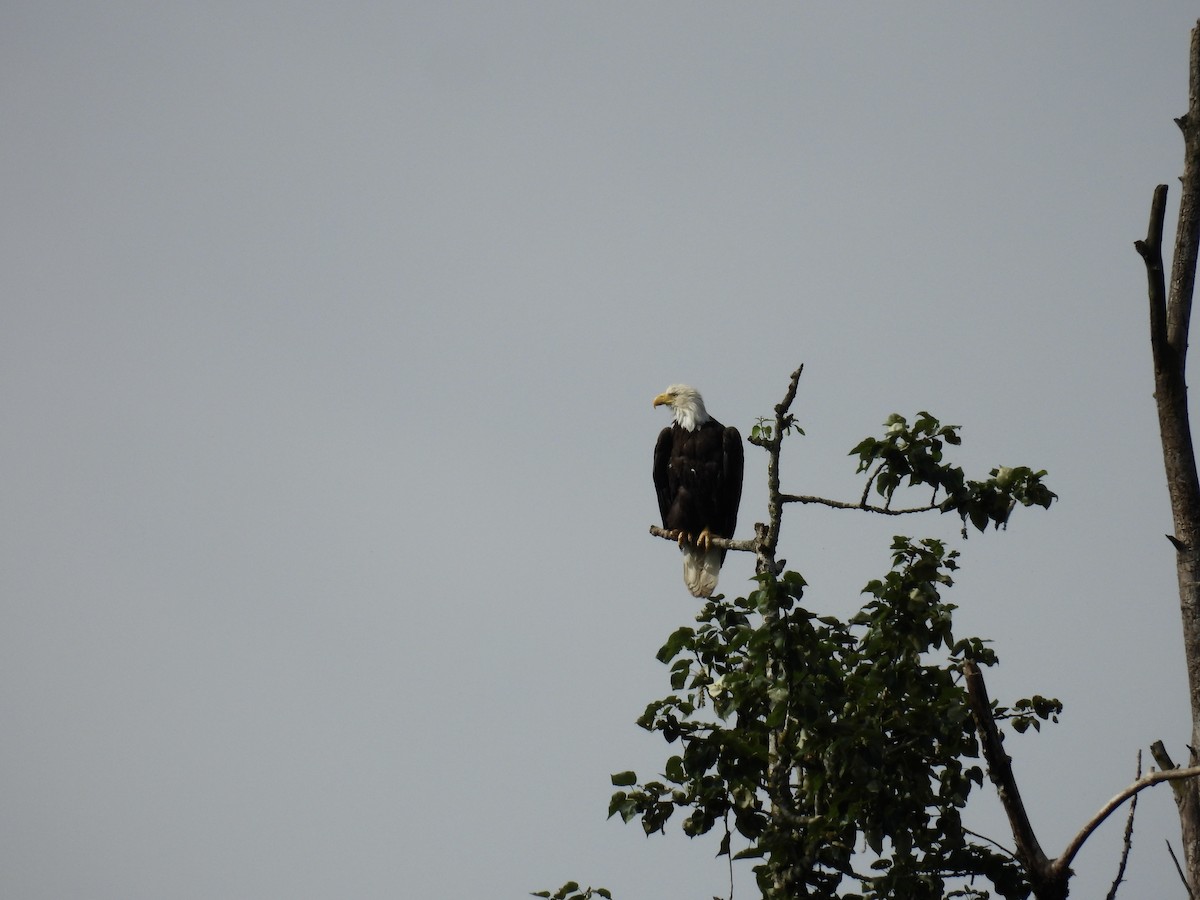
<box><xmin>539</xmin><ymin>407</ymin><xmax>1059</xmax><ymax>899</ymax></box>
<box><xmin>624</xmin><ymin>414</ymin><xmax>1056</xmax><ymax>899</ymax></box>
<box><xmin>531</xmin><ymin>883</ymin><xmax>612</xmax><ymax>900</ymax></box>
<box><xmin>850</xmin><ymin>413</ymin><xmax>1055</xmax><ymax>534</ymax></box>
<box><xmin>994</xmin><ymin>696</ymin><xmax>1063</xmax><ymax>735</ymax></box>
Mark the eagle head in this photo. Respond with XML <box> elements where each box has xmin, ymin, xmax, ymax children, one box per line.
<box><xmin>653</xmin><ymin>384</ymin><xmax>710</xmax><ymax>431</ymax></box>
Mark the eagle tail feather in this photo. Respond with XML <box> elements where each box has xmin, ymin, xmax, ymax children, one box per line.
<box><xmin>682</xmin><ymin>546</ymin><xmax>722</xmax><ymax>598</ymax></box>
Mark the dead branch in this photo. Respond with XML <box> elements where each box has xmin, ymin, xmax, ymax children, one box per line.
<box><xmin>962</xmin><ymin>659</ymin><xmax>1058</xmax><ymax>897</ymax></box>
<box><xmin>966</xmin><ymin>660</ymin><xmax>1200</xmax><ymax>898</ymax></box>
<box><xmin>1138</xmin><ymin>20</ymin><xmax>1200</xmax><ymax>888</ymax></box>
<box><xmin>1169</xmin><ymin>839</ymin><xmax>1196</xmax><ymax>899</ymax></box>
<box><xmin>1057</xmin><ymin>765</ymin><xmax>1200</xmax><ymax>880</ymax></box>
<box><xmin>1104</xmin><ymin>751</ymin><xmax>1141</xmax><ymax>900</ymax></box>
<box><xmin>748</xmin><ymin>365</ymin><xmax>804</xmax><ymax>577</ymax></box>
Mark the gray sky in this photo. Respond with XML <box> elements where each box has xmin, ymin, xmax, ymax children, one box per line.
<box><xmin>3</xmin><ymin>3</ymin><xmax>1198</xmax><ymax>898</ymax></box>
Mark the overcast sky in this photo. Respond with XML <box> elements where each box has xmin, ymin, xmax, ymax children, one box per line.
<box><xmin>4</xmin><ymin>4</ymin><xmax>1200</xmax><ymax>899</ymax></box>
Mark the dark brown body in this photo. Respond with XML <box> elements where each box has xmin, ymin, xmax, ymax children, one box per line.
<box><xmin>653</xmin><ymin>419</ymin><xmax>744</xmax><ymax>562</ymax></box>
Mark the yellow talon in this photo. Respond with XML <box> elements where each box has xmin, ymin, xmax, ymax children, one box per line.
<box><xmin>696</xmin><ymin>528</ymin><xmax>713</xmax><ymax>551</ymax></box>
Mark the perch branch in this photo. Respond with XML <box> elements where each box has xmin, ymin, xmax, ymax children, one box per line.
<box><xmin>648</xmin><ymin>526</ymin><xmax>758</xmax><ymax>555</ymax></box>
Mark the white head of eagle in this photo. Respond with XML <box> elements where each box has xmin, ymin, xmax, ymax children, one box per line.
<box><xmin>652</xmin><ymin>384</ymin><xmax>710</xmax><ymax>431</ymax></box>
<box><xmin>652</xmin><ymin>385</ymin><xmax>744</xmax><ymax>598</ymax></box>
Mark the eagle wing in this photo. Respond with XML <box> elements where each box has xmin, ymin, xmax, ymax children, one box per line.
<box><xmin>720</xmin><ymin>425</ymin><xmax>744</xmax><ymax>539</ymax></box>
<box><xmin>653</xmin><ymin>426</ymin><xmax>675</xmax><ymax>528</ymax></box>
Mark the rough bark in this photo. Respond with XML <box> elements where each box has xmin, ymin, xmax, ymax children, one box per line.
<box><xmin>1136</xmin><ymin>20</ymin><xmax>1200</xmax><ymax>894</ymax></box>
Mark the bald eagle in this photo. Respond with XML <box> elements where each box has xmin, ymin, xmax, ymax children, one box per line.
<box><xmin>653</xmin><ymin>385</ymin><xmax>744</xmax><ymax>597</ymax></box>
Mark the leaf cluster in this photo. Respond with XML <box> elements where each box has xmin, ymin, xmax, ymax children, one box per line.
<box><xmin>531</xmin><ymin>883</ymin><xmax>612</xmax><ymax>900</ymax></box>
<box><xmin>611</xmin><ymin>536</ymin><xmax>1050</xmax><ymax>899</ymax></box>
<box><xmin>993</xmin><ymin>696</ymin><xmax>1063</xmax><ymax>735</ymax></box>
<box><xmin>851</xmin><ymin>414</ymin><xmax>1056</xmax><ymax>533</ymax></box>
<box><xmin>751</xmin><ymin>415</ymin><xmax>804</xmax><ymax>444</ymax></box>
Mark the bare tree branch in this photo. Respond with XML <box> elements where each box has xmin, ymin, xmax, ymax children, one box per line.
<box><xmin>1057</xmin><ymin>765</ymin><xmax>1200</xmax><ymax>877</ymax></box>
<box><xmin>962</xmin><ymin>659</ymin><xmax>1057</xmax><ymax>896</ymax></box>
<box><xmin>963</xmin><ymin>827</ymin><xmax>1017</xmax><ymax>860</ymax></box>
<box><xmin>966</xmin><ymin>659</ymin><xmax>1200</xmax><ymax>899</ymax></box>
<box><xmin>647</xmin><ymin>526</ymin><xmax>757</xmax><ymax>555</ymax></box>
<box><xmin>1152</xmin><ymin>740</ymin><xmax>1191</xmax><ymax>803</ymax></box>
<box><xmin>1139</xmin><ymin>21</ymin><xmax>1200</xmax><ymax>888</ymax></box>
<box><xmin>1136</xmin><ymin>184</ymin><xmax>1170</xmax><ymax>354</ymax></box>
<box><xmin>781</xmin><ymin>494</ymin><xmax>940</xmax><ymax>516</ymax></box>
<box><xmin>1104</xmin><ymin>751</ymin><xmax>1140</xmax><ymax>900</ymax></box>
<box><xmin>1169</xmin><ymin>22</ymin><xmax>1200</xmax><ymax>359</ymax></box>
<box><xmin>747</xmin><ymin>364</ymin><xmax>804</xmax><ymax>577</ymax></box>
<box><xmin>1169</xmin><ymin>839</ymin><xmax>1197</xmax><ymax>900</ymax></box>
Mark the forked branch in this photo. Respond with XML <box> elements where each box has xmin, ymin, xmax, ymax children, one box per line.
<box><xmin>966</xmin><ymin>660</ymin><xmax>1200</xmax><ymax>899</ymax></box>
<box><xmin>1137</xmin><ymin>19</ymin><xmax>1200</xmax><ymax>892</ymax></box>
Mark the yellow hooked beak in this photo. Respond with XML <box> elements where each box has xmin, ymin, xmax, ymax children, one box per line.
<box><xmin>652</xmin><ymin>391</ymin><xmax>673</xmax><ymax>409</ymax></box>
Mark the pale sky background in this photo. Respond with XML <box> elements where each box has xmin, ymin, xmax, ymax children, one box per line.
<box><xmin>4</xmin><ymin>4</ymin><xmax>1200</xmax><ymax>899</ymax></box>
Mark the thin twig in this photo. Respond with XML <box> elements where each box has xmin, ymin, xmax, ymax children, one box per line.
<box><xmin>963</xmin><ymin>827</ymin><xmax>1017</xmax><ymax>860</ymax></box>
<box><xmin>858</xmin><ymin>462</ymin><xmax>882</xmax><ymax>506</ymax></box>
<box><xmin>1104</xmin><ymin>750</ymin><xmax>1142</xmax><ymax>900</ymax></box>
<box><xmin>1169</xmin><ymin>839</ymin><xmax>1196</xmax><ymax>899</ymax></box>
<box><xmin>722</xmin><ymin>810</ymin><xmax>735</xmax><ymax>900</ymax></box>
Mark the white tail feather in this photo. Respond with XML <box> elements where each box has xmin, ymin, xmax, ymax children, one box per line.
<box><xmin>682</xmin><ymin>546</ymin><xmax>723</xmax><ymax>598</ymax></box>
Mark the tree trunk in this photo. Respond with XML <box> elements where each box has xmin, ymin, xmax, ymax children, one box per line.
<box><xmin>1138</xmin><ymin>21</ymin><xmax>1200</xmax><ymax>894</ymax></box>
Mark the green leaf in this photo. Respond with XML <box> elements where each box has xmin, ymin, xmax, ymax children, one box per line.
<box><xmin>664</xmin><ymin>755</ymin><xmax>685</xmax><ymax>784</ymax></box>
<box><xmin>611</xmin><ymin>771</ymin><xmax>637</xmax><ymax>787</ymax></box>
<box><xmin>656</xmin><ymin>627</ymin><xmax>695</xmax><ymax>663</ymax></box>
